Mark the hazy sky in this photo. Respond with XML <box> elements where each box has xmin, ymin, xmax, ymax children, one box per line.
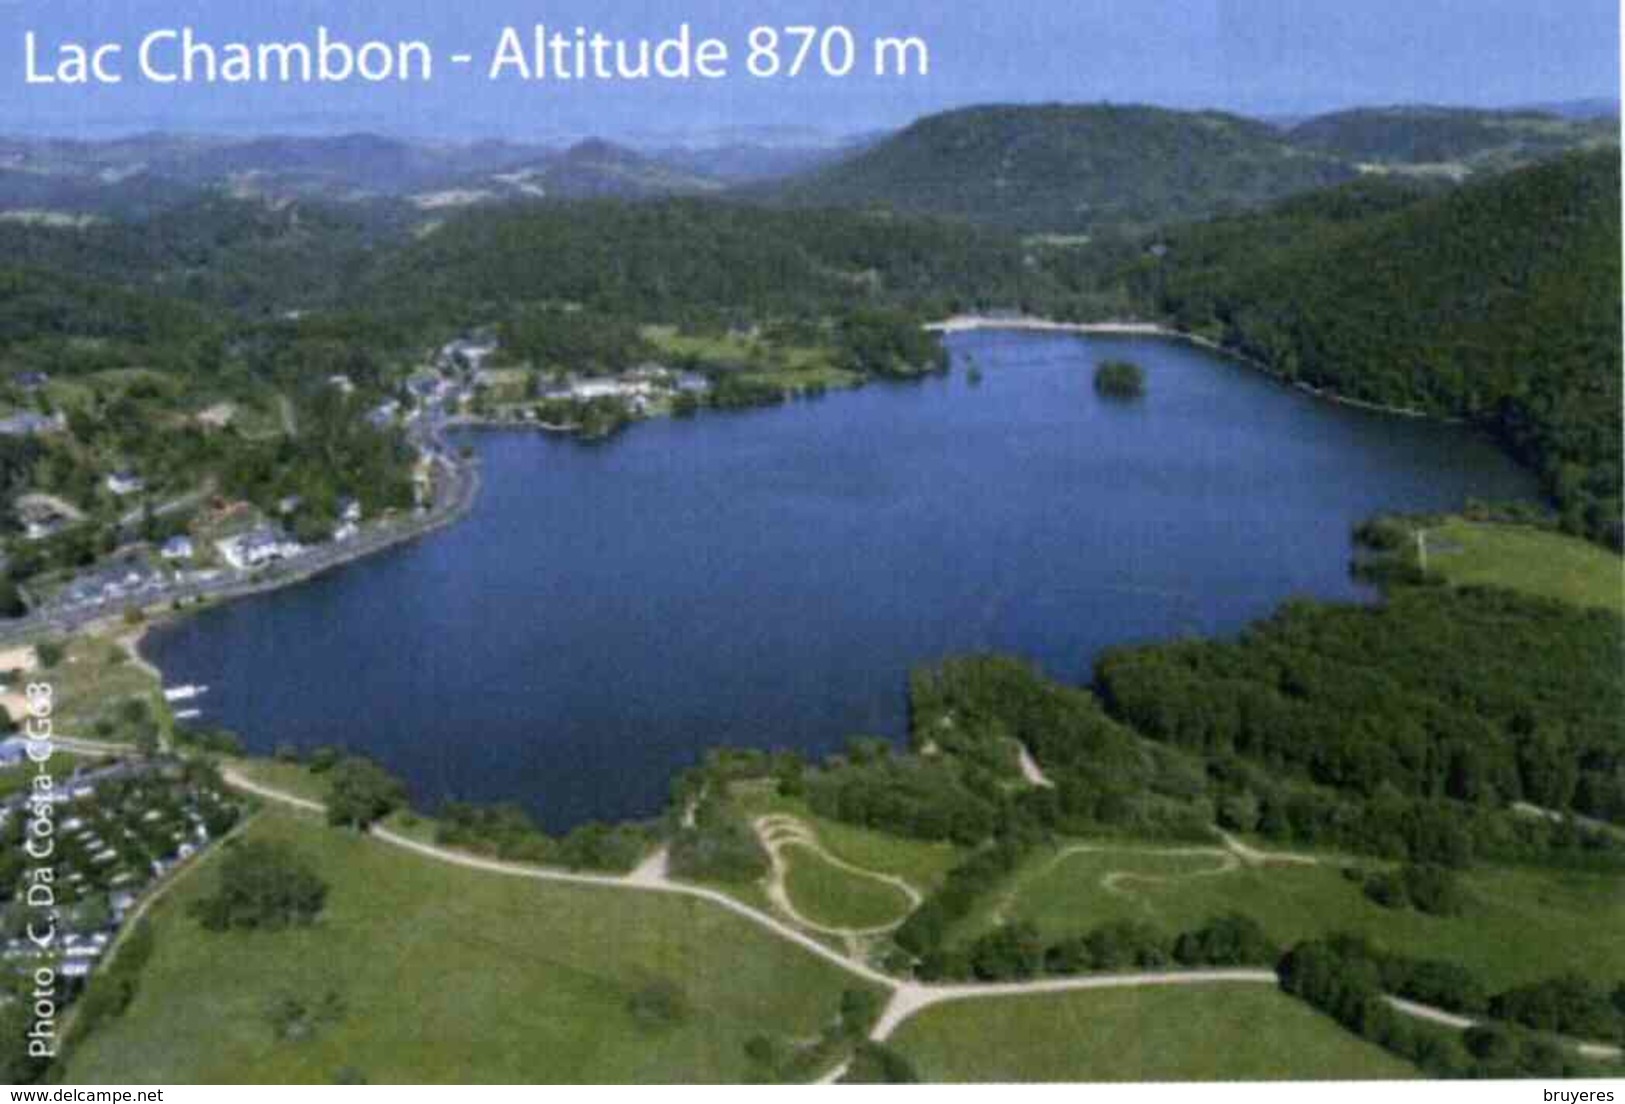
<box><xmin>1</xmin><ymin>0</ymin><xmax>1617</xmax><ymax>140</ymax></box>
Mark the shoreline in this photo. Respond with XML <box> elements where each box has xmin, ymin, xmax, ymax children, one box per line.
<box><xmin>0</xmin><ymin>452</ymin><xmax>483</xmax><ymax>652</ymax></box>
<box><xmin>929</xmin><ymin>315</ymin><xmax>1456</xmax><ymax>422</ymax></box>
<box><xmin>32</xmin><ymin>321</ymin><xmax>1471</xmax><ymax>655</ymax></box>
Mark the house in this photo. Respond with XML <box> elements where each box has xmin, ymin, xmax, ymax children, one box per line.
<box><xmin>571</xmin><ymin>378</ymin><xmax>644</xmax><ymax>402</ymax></box>
<box><xmin>0</xmin><ymin>411</ymin><xmax>64</xmax><ymax>437</ymax></box>
<box><xmin>60</xmin><ymin>561</ymin><xmax>163</xmax><ymax>608</ymax></box>
<box><xmin>338</xmin><ymin>497</ymin><xmax>363</xmax><ymax>524</ymax></box>
<box><xmin>626</xmin><ymin>363</ymin><xmax>673</xmax><ymax>384</ymax></box>
<box><xmin>13</xmin><ymin>371</ymin><xmax>48</xmax><ymax>391</ymax></box>
<box><xmin>216</xmin><ymin>527</ymin><xmax>302</xmax><ymax>572</ymax></box>
<box><xmin>24</xmin><ymin>516</ymin><xmax>62</xmax><ymax>540</ymax></box>
<box><xmin>367</xmin><ymin>401</ymin><xmax>400</xmax><ymax>429</ymax></box>
<box><xmin>0</xmin><ymin>737</ymin><xmax>28</xmax><ymax>767</ymax></box>
<box><xmin>328</xmin><ymin>374</ymin><xmax>356</xmax><ymax>395</ymax></box>
<box><xmin>160</xmin><ymin>535</ymin><xmax>195</xmax><ymax>561</ymax></box>
<box><xmin>105</xmin><ymin>470</ymin><xmax>144</xmax><ymax>497</ymax></box>
<box><xmin>276</xmin><ymin>494</ymin><xmax>303</xmax><ymax>516</ymax></box>
<box><xmin>194</xmin><ymin>402</ymin><xmax>236</xmax><ymax>429</ymax></box>
<box><xmin>438</xmin><ymin>338</ymin><xmax>497</xmax><ymax>374</ymax></box>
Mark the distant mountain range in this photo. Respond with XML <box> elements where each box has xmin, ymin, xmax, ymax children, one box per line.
<box><xmin>0</xmin><ymin>100</ymin><xmax>1613</xmax><ymax>231</ymax></box>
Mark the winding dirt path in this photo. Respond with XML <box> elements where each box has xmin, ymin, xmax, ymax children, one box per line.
<box><xmin>1384</xmin><ymin>997</ymin><xmax>1623</xmax><ymax>1062</ymax></box>
<box><xmin>754</xmin><ymin>814</ymin><xmax>923</xmax><ymax>946</ymax></box>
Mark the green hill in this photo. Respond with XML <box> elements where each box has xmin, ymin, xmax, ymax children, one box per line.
<box><xmin>1117</xmin><ymin>151</ymin><xmax>1622</xmax><ymax>545</ymax></box>
<box><xmin>1287</xmin><ymin>107</ymin><xmax>1617</xmax><ymax>173</ymax></box>
<box><xmin>767</xmin><ymin>104</ymin><xmax>1358</xmax><ymax>234</ymax></box>
<box><xmin>361</xmin><ymin>199</ymin><xmax>1047</xmax><ymax>324</ymax></box>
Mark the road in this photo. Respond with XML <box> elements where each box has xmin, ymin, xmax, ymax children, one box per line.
<box><xmin>1385</xmin><ymin>996</ymin><xmax>1623</xmax><ymax>1062</ymax></box>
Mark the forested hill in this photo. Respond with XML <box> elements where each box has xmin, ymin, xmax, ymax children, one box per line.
<box><xmin>762</xmin><ymin>104</ymin><xmax>1357</xmax><ymax>234</ymax></box>
<box><xmin>1115</xmin><ymin>150</ymin><xmax>1623</xmax><ymax>546</ymax></box>
<box><xmin>1286</xmin><ymin>107</ymin><xmax>1616</xmax><ymax>172</ymax></box>
<box><xmin>358</xmin><ymin>200</ymin><xmax>1052</xmax><ymax>324</ymax></box>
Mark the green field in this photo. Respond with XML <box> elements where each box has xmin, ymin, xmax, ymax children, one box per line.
<box><xmin>889</xmin><ymin>985</ymin><xmax>1417</xmax><ymax>1082</ymax></box>
<box><xmin>642</xmin><ymin>329</ymin><xmax>861</xmax><ymax>392</ymax></box>
<box><xmin>780</xmin><ymin>843</ymin><xmax>915</xmax><ymax>930</ymax></box>
<box><xmin>1424</xmin><ymin>521</ymin><xmax>1623</xmax><ymax>615</ymax></box>
<box><xmin>736</xmin><ymin>789</ymin><xmax>962</xmax><ymax>894</ymax></box>
<box><xmin>64</xmin><ymin>809</ymin><xmax>880</xmax><ymax>1084</ymax></box>
<box><xmin>957</xmin><ymin>843</ymin><xmax>1625</xmax><ymax>989</ymax></box>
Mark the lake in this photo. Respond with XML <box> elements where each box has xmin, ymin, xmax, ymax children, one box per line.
<box><xmin>144</xmin><ymin>333</ymin><xmax>1538</xmax><ymax>831</ymax></box>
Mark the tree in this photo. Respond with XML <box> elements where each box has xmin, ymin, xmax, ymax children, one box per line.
<box><xmin>1094</xmin><ymin>360</ymin><xmax>1146</xmax><ymax>398</ymax></box>
<box><xmin>325</xmin><ymin>757</ymin><xmax>407</xmax><ymax>830</ymax></box>
<box><xmin>191</xmin><ymin>841</ymin><xmax>327</xmax><ymax>930</ymax></box>
<box><xmin>0</xmin><ymin>576</ymin><xmax>26</xmax><ymax>619</ymax></box>
<box><xmin>1172</xmin><ymin>913</ymin><xmax>1278</xmax><ymax>966</ymax></box>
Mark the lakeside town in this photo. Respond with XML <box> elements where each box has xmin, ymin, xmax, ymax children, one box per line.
<box><xmin>0</xmin><ymin>333</ymin><xmax>728</xmax><ymax>645</ymax></box>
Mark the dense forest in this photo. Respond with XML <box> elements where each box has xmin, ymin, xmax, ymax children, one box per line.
<box><xmin>799</xmin><ymin>582</ymin><xmax>1625</xmax><ymax>875</ymax></box>
<box><xmin>359</xmin><ymin>199</ymin><xmax>1053</xmax><ymax>327</ymax></box>
<box><xmin>1105</xmin><ymin>151</ymin><xmax>1623</xmax><ymax>545</ymax></box>
<box><xmin>1095</xmin><ymin>586</ymin><xmax>1625</xmax><ymax>832</ymax></box>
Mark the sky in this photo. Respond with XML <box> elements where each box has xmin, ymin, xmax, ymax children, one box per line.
<box><xmin>0</xmin><ymin>0</ymin><xmax>1617</xmax><ymax>141</ymax></box>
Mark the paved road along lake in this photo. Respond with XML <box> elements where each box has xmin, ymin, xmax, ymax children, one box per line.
<box><xmin>146</xmin><ymin>333</ymin><xmax>1538</xmax><ymax>831</ymax></box>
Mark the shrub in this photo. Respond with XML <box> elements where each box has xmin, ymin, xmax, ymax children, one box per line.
<box><xmin>627</xmin><ymin>978</ymin><xmax>690</xmax><ymax>1032</ymax></box>
<box><xmin>666</xmin><ymin>801</ymin><xmax>768</xmax><ymax>883</ymax></box>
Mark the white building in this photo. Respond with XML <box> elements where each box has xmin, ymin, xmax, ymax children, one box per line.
<box><xmin>105</xmin><ymin>470</ymin><xmax>144</xmax><ymax>496</ymax></box>
<box><xmin>160</xmin><ymin>535</ymin><xmax>195</xmax><ymax>561</ymax></box>
<box><xmin>216</xmin><ymin>527</ymin><xmax>303</xmax><ymax>572</ymax></box>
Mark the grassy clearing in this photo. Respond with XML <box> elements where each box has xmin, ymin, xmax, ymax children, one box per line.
<box><xmin>780</xmin><ymin>843</ymin><xmax>915</xmax><ymax>930</ymax></box>
<box><xmin>958</xmin><ymin>843</ymin><xmax>1625</xmax><ymax>989</ymax></box>
<box><xmin>1425</xmin><ymin>520</ymin><xmax>1623</xmax><ymax>615</ymax></box>
<box><xmin>63</xmin><ymin>808</ymin><xmax>879</xmax><ymax>1084</ymax></box>
<box><xmin>889</xmin><ymin>985</ymin><xmax>1416</xmax><ymax>1082</ymax></box>
<box><xmin>643</xmin><ymin>329</ymin><xmax>861</xmax><ymax>392</ymax></box>
<box><xmin>45</xmin><ymin>632</ymin><xmax>164</xmax><ymax>735</ymax></box>
<box><xmin>225</xmin><ymin>757</ymin><xmax>332</xmax><ymax>805</ymax></box>
<box><xmin>735</xmin><ymin>789</ymin><xmax>962</xmax><ymax>894</ymax></box>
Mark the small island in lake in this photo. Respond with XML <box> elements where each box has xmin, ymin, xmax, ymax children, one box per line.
<box><xmin>1094</xmin><ymin>359</ymin><xmax>1147</xmax><ymax>399</ymax></box>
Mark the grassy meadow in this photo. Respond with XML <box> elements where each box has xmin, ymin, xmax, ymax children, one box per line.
<box><xmin>1424</xmin><ymin>520</ymin><xmax>1623</xmax><ymax>615</ymax></box>
<box><xmin>889</xmin><ymin>985</ymin><xmax>1417</xmax><ymax>1082</ymax></box>
<box><xmin>953</xmin><ymin>842</ymin><xmax>1625</xmax><ymax>990</ymax></box>
<box><xmin>63</xmin><ymin>808</ymin><xmax>879</xmax><ymax>1084</ymax></box>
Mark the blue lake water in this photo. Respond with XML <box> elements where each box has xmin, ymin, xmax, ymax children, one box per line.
<box><xmin>144</xmin><ymin>333</ymin><xmax>1538</xmax><ymax>831</ymax></box>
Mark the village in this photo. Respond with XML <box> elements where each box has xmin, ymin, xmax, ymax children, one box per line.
<box><xmin>0</xmin><ymin>332</ymin><xmax>720</xmax><ymax>634</ymax></box>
